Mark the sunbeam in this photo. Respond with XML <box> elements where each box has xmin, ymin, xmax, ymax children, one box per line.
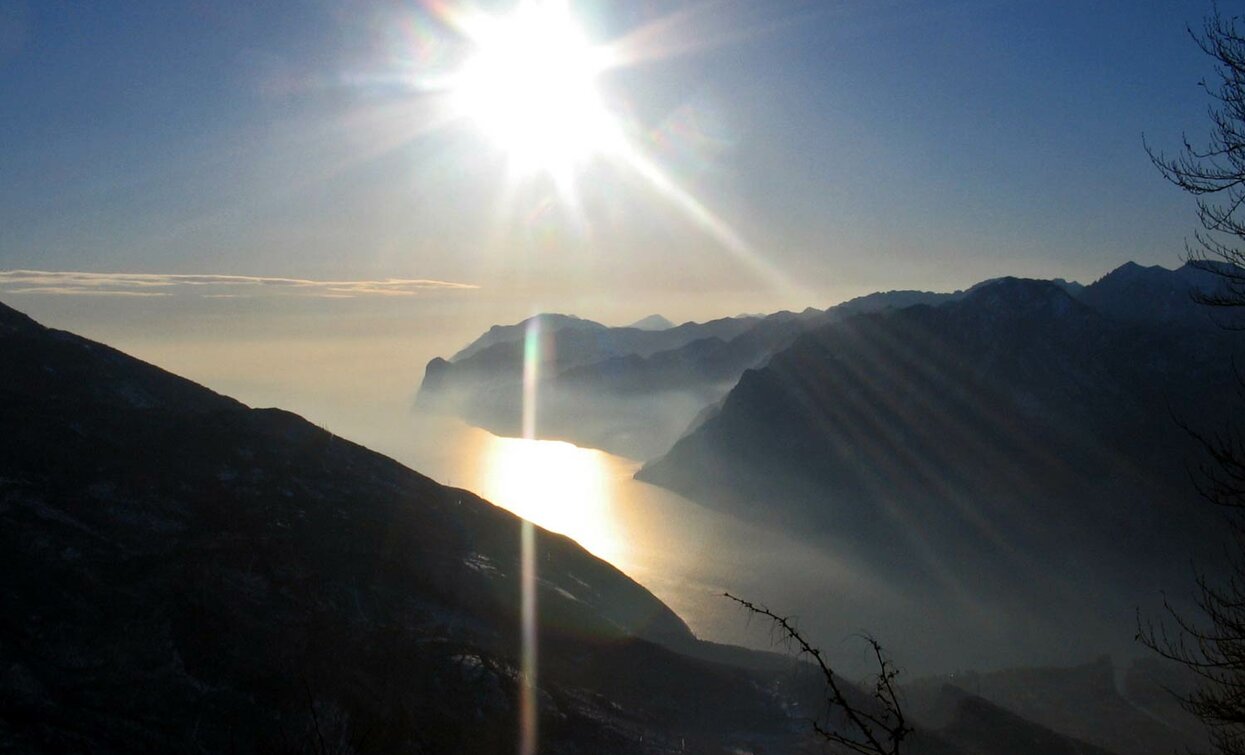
<box><xmin>612</xmin><ymin>137</ymin><xmax>805</xmax><ymax>297</ymax></box>
<box><xmin>384</xmin><ymin>0</ymin><xmax>811</xmax><ymax>296</ymax></box>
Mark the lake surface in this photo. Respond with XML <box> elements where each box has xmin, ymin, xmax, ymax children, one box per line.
<box><xmin>368</xmin><ymin>413</ymin><xmax>1135</xmax><ymax>677</ymax></box>
<box><xmin>26</xmin><ymin>272</ymin><xmax>1152</xmax><ymax>678</ymax></box>
<box><xmin>390</xmin><ymin>414</ymin><xmax>849</xmax><ymax>653</ymax></box>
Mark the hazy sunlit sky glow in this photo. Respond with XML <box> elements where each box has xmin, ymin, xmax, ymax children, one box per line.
<box><xmin>3</xmin><ymin>1</ymin><xmax>1237</xmax><ymax>702</ymax></box>
<box><xmin>0</xmin><ymin>0</ymin><xmax>1228</xmax><ymax>428</ymax></box>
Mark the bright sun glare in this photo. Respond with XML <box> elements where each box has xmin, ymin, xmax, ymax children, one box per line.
<box><xmin>479</xmin><ymin>434</ymin><xmax>622</xmax><ymax>564</ymax></box>
<box><xmin>422</xmin><ymin>0</ymin><xmax>791</xmax><ymax>291</ymax></box>
<box><xmin>452</xmin><ymin>1</ymin><xmax>617</xmax><ymax>175</ymax></box>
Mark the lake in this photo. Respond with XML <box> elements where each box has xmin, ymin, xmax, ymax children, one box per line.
<box><xmin>367</xmin><ymin>413</ymin><xmax>1134</xmax><ymax>677</ymax></box>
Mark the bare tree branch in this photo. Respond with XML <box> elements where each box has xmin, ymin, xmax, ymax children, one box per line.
<box><xmin>1143</xmin><ymin>12</ymin><xmax>1245</xmax><ymax>755</ymax></box>
<box><xmin>1147</xmin><ymin>9</ymin><xmax>1245</xmax><ymax>300</ymax></box>
<box><xmin>725</xmin><ymin>593</ymin><xmax>910</xmax><ymax>754</ymax></box>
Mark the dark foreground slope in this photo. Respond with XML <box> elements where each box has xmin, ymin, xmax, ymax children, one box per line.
<box><xmin>0</xmin><ymin>301</ymin><xmax>812</xmax><ymax>753</ymax></box>
<box><xmin>0</xmin><ymin>300</ymin><xmax>1165</xmax><ymax>755</ymax></box>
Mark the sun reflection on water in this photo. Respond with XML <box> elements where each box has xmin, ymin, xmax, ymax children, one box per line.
<box><xmin>404</xmin><ymin>415</ymin><xmax>910</xmax><ymax>671</ymax></box>
<box><xmin>478</xmin><ymin>433</ymin><xmax>626</xmax><ymax>567</ymax></box>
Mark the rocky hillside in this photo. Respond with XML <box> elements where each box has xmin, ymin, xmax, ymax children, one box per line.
<box><xmin>0</xmin><ymin>300</ymin><xmax>809</xmax><ymax>753</ymax></box>
<box><xmin>418</xmin><ymin>297</ymin><xmax>936</xmax><ymax>460</ymax></box>
<box><xmin>0</xmin><ymin>298</ymin><xmax>1198</xmax><ymax>753</ymax></box>
<box><xmin>636</xmin><ymin>272</ymin><xmax>1236</xmax><ymax>671</ymax></box>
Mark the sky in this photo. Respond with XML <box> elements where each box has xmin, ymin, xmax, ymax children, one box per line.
<box><xmin>0</xmin><ymin>0</ymin><xmax>1230</xmax><ymax>429</ymax></box>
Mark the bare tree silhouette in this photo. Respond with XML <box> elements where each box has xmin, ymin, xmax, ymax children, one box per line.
<box><xmin>726</xmin><ymin>593</ymin><xmax>910</xmax><ymax>755</ymax></box>
<box><xmin>1140</xmin><ymin>8</ymin><xmax>1245</xmax><ymax>755</ymax></box>
<box><xmin>1147</xmin><ymin>9</ymin><xmax>1245</xmax><ymax>306</ymax></box>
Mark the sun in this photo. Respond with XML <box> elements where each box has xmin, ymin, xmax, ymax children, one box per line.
<box><xmin>452</xmin><ymin>1</ymin><xmax>617</xmax><ymax>176</ymax></box>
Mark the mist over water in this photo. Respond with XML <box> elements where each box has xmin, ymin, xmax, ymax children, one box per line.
<box><xmin>389</xmin><ymin>413</ymin><xmax>1151</xmax><ymax>678</ymax></box>
<box><xmin>73</xmin><ymin>305</ymin><xmax>1172</xmax><ymax>679</ymax></box>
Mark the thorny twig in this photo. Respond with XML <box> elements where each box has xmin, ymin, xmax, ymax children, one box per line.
<box><xmin>725</xmin><ymin>593</ymin><xmax>910</xmax><ymax>755</ymax></box>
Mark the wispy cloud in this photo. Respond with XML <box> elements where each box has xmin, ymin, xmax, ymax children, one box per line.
<box><xmin>0</xmin><ymin>270</ymin><xmax>479</xmax><ymax>299</ymax></box>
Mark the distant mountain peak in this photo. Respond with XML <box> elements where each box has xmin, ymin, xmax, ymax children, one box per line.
<box><xmin>1080</xmin><ymin>259</ymin><xmax>1244</xmax><ymax>327</ymax></box>
<box><xmin>964</xmin><ymin>275</ymin><xmax>1085</xmax><ymax>298</ymax></box>
<box><xmin>451</xmin><ymin>313</ymin><xmax>607</xmax><ymax>361</ymax></box>
<box><xmin>627</xmin><ymin>314</ymin><xmax>675</xmax><ymax>331</ymax></box>
<box><xmin>1093</xmin><ymin>260</ymin><xmax>1166</xmax><ymax>283</ymax></box>
<box><xmin>508</xmin><ymin>312</ymin><xmax>604</xmax><ymax>330</ymax></box>
<box><xmin>1090</xmin><ymin>259</ymin><xmax>1234</xmax><ymax>286</ymax></box>
<box><xmin>961</xmin><ymin>276</ymin><xmax>1084</xmax><ymax>317</ymax></box>
<box><xmin>834</xmin><ymin>289</ymin><xmax>958</xmax><ymax>314</ymax></box>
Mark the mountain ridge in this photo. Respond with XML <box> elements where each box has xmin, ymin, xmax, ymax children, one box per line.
<box><xmin>419</xmin><ymin>261</ymin><xmax>1232</xmax><ymax>463</ymax></box>
<box><xmin>0</xmin><ymin>296</ymin><xmax>1196</xmax><ymax>753</ymax></box>
<box><xmin>0</xmin><ymin>298</ymin><xmax>824</xmax><ymax>753</ymax></box>
<box><xmin>633</xmin><ymin>270</ymin><xmax>1235</xmax><ymax>674</ymax></box>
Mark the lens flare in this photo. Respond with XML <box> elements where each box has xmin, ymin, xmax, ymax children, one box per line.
<box><xmin>518</xmin><ymin>316</ymin><xmax>541</xmax><ymax>755</ymax></box>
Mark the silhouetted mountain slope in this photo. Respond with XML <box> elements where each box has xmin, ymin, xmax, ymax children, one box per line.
<box><xmin>560</xmin><ymin>313</ymin><xmax>829</xmax><ymax>395</ymax></box>
<box><xmin>931</xmin><ymin>692</ymin><xmax>1116</xmax><ymax>755</ymax></box>
<box><xmin>908</xmin><ymin>657</ymin><xmax>1207</xmax><ymax>755</ymax></box>
<box><xmin>637</xmin><ymin>276</ymin><xmax>1235</xmax><ymax>658</ymax></box>
<box><xmin>0</xmin><ymin>299</ymin><xmax>1178</xmax><ymax>754</ymax></box>
<box><xmin>571</xmin><ymin>295</ymin><xmax>1007</xmax><ymax>404</ymax></box>
<box><xmin>450</xmin><ymin>313</ymin><xmax>608</xmax><ymax>361</ymax></box>
<box><xmin>418</xmin><ymin>311</ymin><xmax>810</xmax><ymax>459</ymax></box>
<box><xmin>422</xmin><ymin>262</ymin><xmax>1228</xmax><ymax>463</ymax></box>
<box><xmin>769</xmin><ymin>656</ymin><xmax>1124</xmax><ymax>755</ymax></box>
<box><xmin>1078</xmin><ymin>261</ymin><xmax>1231</xmax><ymax>327</ymax></box>
<box><xmin>451</xmin><ymin>312</ymin><xmax>762</xmax><ymax>366</ymax></box>
<box><xmin>0</xmin><ymin>300</ymin><xmax>821</xmax><ymax>753</ymax></box>
<box><xmin>640</xmin><ymin>277</ymin><xmax>1228</xmax><ymax>527</ymax></box>
<box><xmin>418</xmin><ymin>306</ymin><xmax>877</xmax><ymax>459</ymax></box>
<box><xmin>835</xmin><ymin>289</ymin><xmax>959</xmax><ymax>314</ymax></box>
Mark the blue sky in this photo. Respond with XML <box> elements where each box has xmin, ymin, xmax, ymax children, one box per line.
<box><xmin>0</xmin><ymin>0</ymin><xmax>1226</xmax><ymax>322</ymax></box>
